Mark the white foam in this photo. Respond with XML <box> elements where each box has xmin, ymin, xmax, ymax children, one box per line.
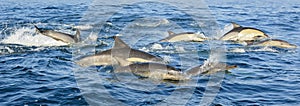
<box><xmin>73</xmin><ymin>25</ymin><xmax>93</xmax><ymax>30</ymax></box>
<box><xmin>175</xmin><ymin>46</ymin><xmax>186</xmax><ymax>52</ymax></box>
<box><xmin>228</xmin><ymin>48</ymin><xmax>246</xmax><ymax>53</ymax></box>
<box><xmin>5</xmin><ymin>46</ymin><xmax>14</xmax><ymax>53</ymax></box>
<box><xmin>162</xmin><ymin>55</ymin><xmax>171</xmax><ymax>63</ymax></box>
<box><xmin>0</xmin><ymin>27</ymin><xmax>68</xmax><ymax>46</ymax></box>
<box><xmin>251</xmin><ymin>47</ymin><xmax>279</xmax><ymax>53</ymax></box>
<box><xmin>151</xmin><ymin>43</ymin><xmax>163</xmax><ymax>50</ymax></box>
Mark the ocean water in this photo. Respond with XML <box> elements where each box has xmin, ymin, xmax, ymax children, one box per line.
<box><xmin>0</xmin><ymin>0</ymin><xmax>299</xmax><ymax>105</ymax></box>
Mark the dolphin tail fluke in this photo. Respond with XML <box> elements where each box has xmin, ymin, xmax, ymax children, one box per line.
<box><xmin>74</xmin><ymin>29</ymin><xmax>80</xmax><ymax>42</ymax></box>
<box><xmin>33</xmin><ymin>25</ymin><xmax>41</xmax><ymax>33</ymax></box>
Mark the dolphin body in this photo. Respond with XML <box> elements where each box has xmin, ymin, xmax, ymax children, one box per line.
<box><xmin>34</xmin><ymin>25</ymin><xmax>80</xmax><ymax>44</ymax></box>
<box><xmin>248</xmin><ymin>39</ymin><xmax>297</xmax><ymax>48</ymax></box>
<box><xmin>220</xmin><ymin>23</ymin><xmax>269</xmax><ymax>41</ymax></box>
<box><xmin>114</xmin><ymin>62</ymin><xmax>237</xmax><ymax>81</ymax></box>
<box><xmin>160</xmin><ymin>31</ymin><xmax>207</xmax><ymax>42</ymax></box>
<box><xmin>75</xmin><ymin>36</ymin><xmax>166</xmax><ymax>67</ymax></box>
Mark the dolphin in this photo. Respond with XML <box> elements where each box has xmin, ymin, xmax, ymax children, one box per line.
<box><xmin>75</xmin><ymin>36</ymin><xmax>166</xmax><ymax>67</ymax></box>
<box><xmin>220</xmin><ymin>22</ymin><xmax>269</xmax><ymax>41</ymax></box>
<box><xmin>34</xmin><ymin>25</ymin><xmax>80</xmax><ymax>44</ymax></box>
<box><xmin>248</xmin><ymin>39</ymin><xmax>297</xmax><ymax>48</ymax></box>
<box><xmin>160</xmin><ymin>31</ymin><xmax>207</xmax><ymax>42</ymax></box>
<box><xmin>114</xmin><ymin>62</ymin><xmax>237</xmax><ymax>81</ymax></box>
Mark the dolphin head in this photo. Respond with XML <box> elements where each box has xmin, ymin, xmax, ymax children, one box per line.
<box><xmin>225</xmin><ymin>65</ymin><xmax>238</xmax><ymax>70</ymax></box>
<box><xmin>238</xmin><ymin>28</ymin><xmax>269</xmax><ymax>41</ymax></box>
<box><xmin>253</xmin><ymin>33</ymin><xmax>269</xmax><ymax>40</ymax></box>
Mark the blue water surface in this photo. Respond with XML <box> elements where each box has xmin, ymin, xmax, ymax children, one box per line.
<box><xmin>0</xmin><ymin>0</ymin><xmax>299</xmax><ymax>105</ymax></box>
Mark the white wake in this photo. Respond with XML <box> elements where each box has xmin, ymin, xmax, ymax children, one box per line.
<box><xmin>1</xmin><ymin>27</ymin><xmax>68</xmax><ymax>46</ymax></box>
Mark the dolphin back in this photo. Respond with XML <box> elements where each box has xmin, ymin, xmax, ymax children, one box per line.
<box><xmin>185</xmin><ymin>62</ymin><xmax>238</xmax><ymax>76</ymax></box>
<box><xmin>33</xmin><ymin>25</ymin><xmax>81</xmax><ymax>43</ymax></box>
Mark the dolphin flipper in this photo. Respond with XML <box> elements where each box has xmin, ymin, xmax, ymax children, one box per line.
<box><xmin>114</xmin><ymin>56</ymin><xmax>132</xmax><ymax>67</ymax></box>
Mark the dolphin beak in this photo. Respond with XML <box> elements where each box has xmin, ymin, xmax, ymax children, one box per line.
<box><xmin>264</xmin><ymin>34</ymin><xmax>270</xmax><ymax>38</ymax></box>
<box><xmin>291</xmin><ymin>44</ymin><xmax>297</xmax><ymax>48</ymax></box>
<box><xmin>226</xmin><ymin>65</ymin><xmax>238</xmax><ymax>70</ymax></box>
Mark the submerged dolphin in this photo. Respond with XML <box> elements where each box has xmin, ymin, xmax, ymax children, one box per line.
<box><xmin>76</xmin><ymin>36</ymin><xmax>166</xmax><ymax>67</ymax></box>
<box><xmin>248</xmin><ymin>39</ymin><xmax>297</xmax><ymax>48</ymax></box>
<box><xmin>160</xmin><ymin>31</ymin><xmax>207</xmax><ymax>42</ymax></box>
<box><xmin>34</xmin><ymin>25</ymin><xmax>80</xmax><ymax>44</ymax></box>
<box><xmin>220</xmin><ymin>22</ymin><xmax>269</xmax><ymax>41</ymax></box>
<box><xmin>114</xmin><ymin>62</ymin><xmax>237</xmax><ymax>81</ymax></box>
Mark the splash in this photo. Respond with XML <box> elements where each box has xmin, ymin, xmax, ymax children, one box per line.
<box><xmin>228</xmin><ymin>48</ymin><xmax>246</xmax><ymax>53</ymax></box>
<box><xmin>251</xmin><ymin>46</ymin><xmax>279</xmax><ymax>52</ymax></box>
<box><xmin>212</xmin><ymin>23</ymin><xmax>234</xmax><ymax>40</ymax></box>
<box><xmin>74</xmin><ymin>25</ymin><xmax>93</xmax><ymax>30</ymax></box>
<box><xmin>0</xmin><ymin>27</ymin><xmax>68</xmax><ymax>46</ymax></box>
<box><xmin>151</xmin><ymin>43</ymin><xmax>164</xmax><ymax>50</ymax></box>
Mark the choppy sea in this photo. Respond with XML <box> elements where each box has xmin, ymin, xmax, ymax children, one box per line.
<box><xmin>0</xmin><ymin>0</ymin><xmax>299</xmax><ymax>105</ymax></box>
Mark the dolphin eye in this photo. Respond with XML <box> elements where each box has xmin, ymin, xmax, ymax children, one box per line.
<box><xmin>256</xmin><ymin>35</ymin><xmax>263</xmax><ymax>38</ymax></box>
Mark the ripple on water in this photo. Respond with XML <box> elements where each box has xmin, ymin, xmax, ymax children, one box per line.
<box><xmin>0</xmin><ymin>0</ymin><xmax>300</xmax><ymax>105</ymax></box>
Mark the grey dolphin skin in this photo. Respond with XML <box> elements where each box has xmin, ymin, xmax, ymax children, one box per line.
<box><xmin>34</xmin><ymin>25</ymin><xmax>80</xmax><ymax>44</ymax></box>
<box><xmin>75</xmin><ymin>36</ymin><xmax>166</xmax><ymax>67</ymax></box>
<box><xmin>114</xmin><ymin>62</ymin><xmax>237</xmax><ymax>81</ymax></box>
<box><xmin>220</xmin><ymin>22</ymin><xmax>269</xmax><ymax>41</ymax></box>
<box><xmin>248</xmin><ymin>39</ymin><xmax>297</xmax><ymax>48</ymax></box>
<box><xmin>160</xmin><ymin>31</ymin><xmax>207</xmax><ymax>42</ymax></box>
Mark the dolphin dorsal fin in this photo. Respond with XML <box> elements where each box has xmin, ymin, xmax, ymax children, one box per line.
<box><xmin>168</xmin><ymin>31</ymin><xmax>176</xmax><ymax>36</ymax></box>
<box><xmin>113</xmin><ymin>36</ymin><xmax>130</xmax><ymax>48</ymax></box>
<box><xmin>231</xmin><ymin>22</ymin><xmax>241</xmax><ymax>28</ymax></box>
<box><xmin>74</xmin><ymin>29</ymin><xmax>80</xmax><ymax>42</ymax></box>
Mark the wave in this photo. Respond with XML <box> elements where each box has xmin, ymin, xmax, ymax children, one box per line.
<box><xmin>0</xmin><ymin>27</ymin><xmax>68</xmax><ymax>47</ymax></box>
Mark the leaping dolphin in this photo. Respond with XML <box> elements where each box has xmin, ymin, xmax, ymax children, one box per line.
<box><xmin>114</xmin><ymin>62</ymin><xmax>237</xmax><ymax>81</ymax></box>
<box><xmin>34</xmin><ymin>25</ymin><xmax>80</xmax><ymax>44</ymax></box>
<box><xmin>160</xmin><ymin>31</ymin><xmax>207</xmax><ymax>42</ymax></box>
<box><xmin>247</xmin><ymin>39</ymin><xmax>297</xmax><ymax>48</ymax></box>
<box><xmin>75</xmin><ymin>36</ymin><xmax>166</xmax><ymax>67</ymax></box>
<box><xmin>220</xmin><ymin>22</ymin><xmax>269</xmax><ymax>41</ymax></box>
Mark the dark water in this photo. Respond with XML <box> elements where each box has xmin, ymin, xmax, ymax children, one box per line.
<box><xmin>0</xmin><ymin>0</ymin><xmax>299</xmax><ymax>105</ymax></box>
